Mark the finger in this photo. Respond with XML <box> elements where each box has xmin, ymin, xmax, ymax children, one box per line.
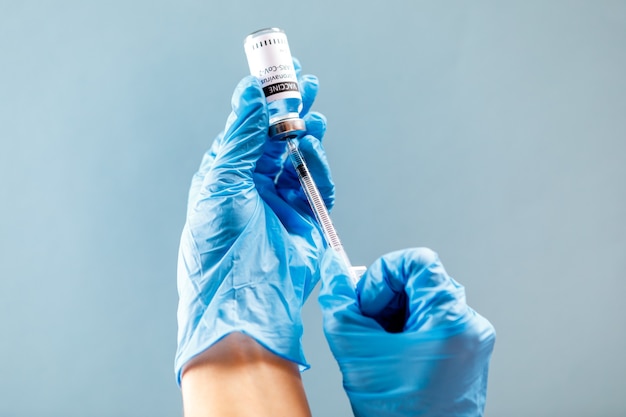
<box><xmin>319</xmin><ymin>247</ymin><xmax>357</xmax><ymax>308</ymax></box>
<box><xmin>255</xmin><ymin>138</ymin><xmax>287</xmax><ymax>178</ymax></box>
<box><xmin>199</xmin><ymin>76</ymin><xmax>268</xmax><ymax>199</ymax></box>
<box><xmin>402</xmin><ymin>248</ymin><xmax>467</xmax><ymax>332</ymax></box>
<box><xmin>356</xmin><ymin>250</ymin><xmax>410</xmax><ymax>332</ymax></box>
<box><xmin>319</xmin><ymin>248</ymin><xmax>365</xmax><ymax>321</ymax></box>
<box><xmin>256</xmin><ymin>173</ymin><xmax>319</xmax><ymax>242</ymax></box>
<box><xmin>358</xmin><ymin>248</ymin><xmax>467</xmax><ymax>333</ymax></box>
<box><xmin>319</xmin><ymin>247</ymin><xmax>387</xmax><ymax>358</ymax></box>
<box><xmin>303</xmin><ymin>111</ymin><xmax>326</xmax><ymax>142</ymax></box>
<box><xmin>293</xmin><ymin>56</ymin><xmax>302</xmax><ymax>77</ymax></box>
<box><xmin>292</xmin><ymin>57</ymin><xmax>319</xmax><ymax>116</ymax></box>
<box><xmin>299</xmin><ymin>74</ymin><xmax>319</xmax><ymax>116</ymax></box>
<box><xmin>296</xmin><ymin>133</ymin><xmax>335</xmax><ymax>209</ymax></box>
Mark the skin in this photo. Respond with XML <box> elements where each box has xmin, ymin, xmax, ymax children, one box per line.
<box><xmin>181</xmin><ymin>332</ymin><xmax>312</xmax><ymax>417</ymax></box>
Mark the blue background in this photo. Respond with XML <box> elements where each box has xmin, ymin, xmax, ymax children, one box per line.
<box><xmin>1</xmin><ymin>1</ymin><xmax>624</xmax><ymax>416</ymax></box>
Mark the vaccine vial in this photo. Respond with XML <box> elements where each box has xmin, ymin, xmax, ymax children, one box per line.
<box><xmin>244</xmin><ymin>28</ymin><xmax>305</xmax><ymax>140</ymax></box>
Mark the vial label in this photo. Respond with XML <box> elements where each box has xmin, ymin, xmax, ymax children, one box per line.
<box><xmin>244</xmin><ymin>31</ymin><xmax>300</xmax><ymax>103</ymax></box>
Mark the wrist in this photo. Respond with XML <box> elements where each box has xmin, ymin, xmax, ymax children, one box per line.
<box><xmin>182</xmin><ymin>333</ymin><xmax>312</xmax><ymax>417</ymax></box>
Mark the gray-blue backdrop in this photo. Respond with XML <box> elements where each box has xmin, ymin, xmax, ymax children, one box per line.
<box><xmin>1</xmin><ymin>1</ymin><xmax>624</xmax><ymax>416</ymax></box>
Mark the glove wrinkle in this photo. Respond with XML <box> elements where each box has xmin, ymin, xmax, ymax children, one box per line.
<box><xmin>319</xmin><ymin>247</ymin><xmax>495</xmax><ymax>417</ymax></box>
<box><xmin>177</xmin><ymin>69</ymin><xmax>333</xmax><ymax>386</ymax></box>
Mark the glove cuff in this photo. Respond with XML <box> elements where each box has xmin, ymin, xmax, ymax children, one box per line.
<box><xmin>175</xmin><ymin>209</ymin><xmax>311</xmax><ymax>386</ymax></box>
<box><xmin>175</xmin><ymin>287</ymin><xmax>308</xmax><ymax>386</ymax></box>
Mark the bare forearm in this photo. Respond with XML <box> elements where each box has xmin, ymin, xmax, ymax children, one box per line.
<box><xmin>181</xmin><ymin>332</ymin><xmax>312</xmax><ymax>417</ymax></box>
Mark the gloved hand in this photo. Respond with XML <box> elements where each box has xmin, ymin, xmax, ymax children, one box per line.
<box><xmin>319</xmin><ymin>247</ymin><xmax>496</xmax><ymax>417</ymax></box>
<box><xmin>175</xmin><ymin>63</ymin><xmax>333</xmax><ymax>385</ymax></box>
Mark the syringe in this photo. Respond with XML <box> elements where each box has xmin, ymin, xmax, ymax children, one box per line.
<box><xmin>286</xmin><ymin>138</ymin><xmax>363</xmax><ymax>286</ymax></box>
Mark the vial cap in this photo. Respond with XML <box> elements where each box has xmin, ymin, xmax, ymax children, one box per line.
<box><xmin>268</xmin><ymin>118</ymin><xmax>306</xmax><ymax>140</ymax></box>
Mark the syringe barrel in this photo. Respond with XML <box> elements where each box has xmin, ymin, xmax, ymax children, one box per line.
<box><xmin>286</xmin><ymin>139</ymin><xmax>360</xmax><ymax>285</ymax></box>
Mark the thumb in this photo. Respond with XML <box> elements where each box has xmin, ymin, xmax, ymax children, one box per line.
<box><xmin>318</xmin><ymin>248</ymin><xmax>359</xmax><ymax>323</ymax></box>
<box><xmin>201</xmin><ymin>76</ymin><xmax>268</xmax><ymax>197</ymax></box>
<box><xmin>318</xmin><ymin>249</ymin><xmax>379</xmax><ymax>335</ymax></box>
<box><xmin>319</xmin><ymin>248</ymin><xmax>392</xmax><ymax>361</ymax></box>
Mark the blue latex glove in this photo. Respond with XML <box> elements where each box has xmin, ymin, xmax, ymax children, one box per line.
<box><xmin>319</xmin><ymin>247</ymin><xmax>496</xmax><ymax>417</ymax></box>
<box><xmin>175</xmin><ymin>64</ymin><xmax>333</xmax><ymax>385</ymax></box>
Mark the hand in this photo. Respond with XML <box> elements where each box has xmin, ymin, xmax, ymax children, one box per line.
<box><xmin>319</xmin><ymin>247</ymin><xmax>496</xmax><ymax>417</ymax></box>
<box><xmin>175</xmin><ymin>63</ymin><xmax>333</xmax><ymax>385</ymax></box>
